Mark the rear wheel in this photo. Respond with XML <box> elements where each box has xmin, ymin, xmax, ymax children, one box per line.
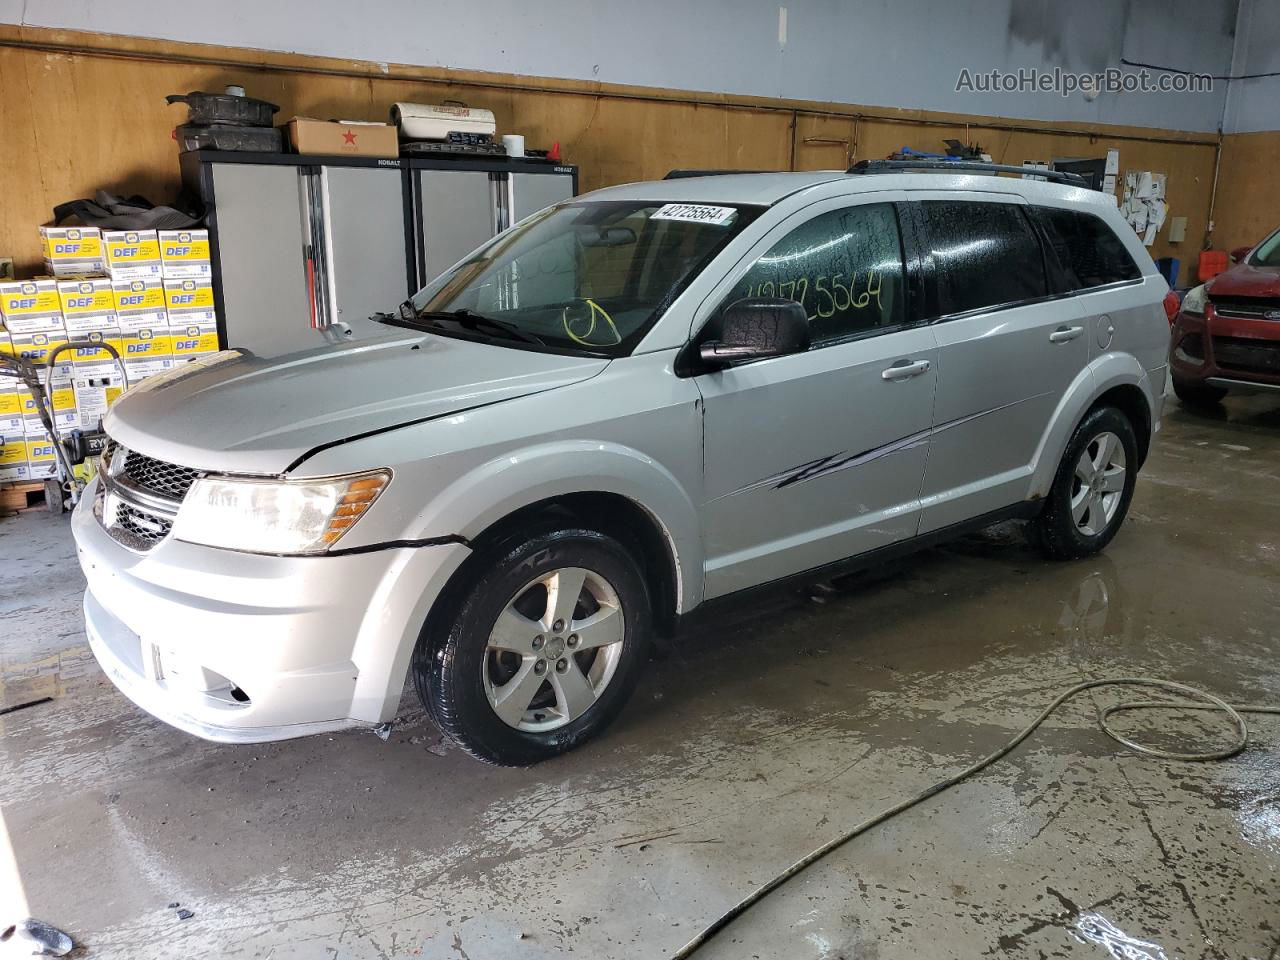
<box><xmin>1173</xmin><ymin>378</ymin><xmax>1227</xmax><ymax>407</ymax></box>
<box><xmin>414</xmin><ymin>528</ymin><xmax>651</xmax><ymax>766</ymax></box>
<box><xmin>1033</xmin><ymin>406</ymin><xmax>1138</xmax><ymax>561</ymax></box>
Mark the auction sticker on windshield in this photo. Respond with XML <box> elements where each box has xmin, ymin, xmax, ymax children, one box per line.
<box><xmin>651</xmin><ymin>203</ymin><xmax>738</xmax><ymax>226</ymax></box>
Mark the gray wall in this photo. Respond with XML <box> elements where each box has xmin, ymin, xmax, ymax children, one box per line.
<box><xmin>0</xmin><ymin>0</ymin><xmax>1249</xmax><ymax>133</ymax></box>
<box><xmin>1223</xmin><ymin>0</ymin><xmax>1280</xmax><ymax>133</ymax></box>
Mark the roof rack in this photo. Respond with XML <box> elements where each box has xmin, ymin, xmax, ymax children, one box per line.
<box><xmin>847</xmin><ymin>159</ymin><xmax>1088</xmax><ymax>187</ymax></box>
<box><xmin>663</xmin><ymin>169</ymin><xmax>777</xmax><ymax>179</ymax></box>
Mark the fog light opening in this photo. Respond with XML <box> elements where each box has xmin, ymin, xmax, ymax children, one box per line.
<box><xmin>1174</xmin><ymin>333</ymin><xmax>1205</xmax><ymax>365</ymax></box>
<box><xmin>229</xmin><ymin>685</ymin><xmax>250</xmax><ymax>704</ymax></box>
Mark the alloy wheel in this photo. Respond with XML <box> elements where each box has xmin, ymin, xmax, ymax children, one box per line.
<box><xmin>483</xmin><ymin>567</ymin><xmax>625</xmax><ymax>732</ymax></box>
<box><xmin>1070</xmin><ymin>431</ymin><xmax>1127</xmax><ymax>537</ymax></box>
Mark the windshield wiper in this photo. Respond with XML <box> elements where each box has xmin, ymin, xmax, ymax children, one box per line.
<box><xmin>417</xmin><ymin>309</ymin><xmax>547</xmax><ymax>345</ymax></box>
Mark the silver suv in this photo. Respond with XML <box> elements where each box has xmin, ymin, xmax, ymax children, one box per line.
<box><xmin>74</xmin><ymin>169</ymin><xmax>1169</xmax><ymax>764</ymax></box>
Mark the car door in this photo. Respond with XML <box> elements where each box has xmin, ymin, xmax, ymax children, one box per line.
<box><xmin>693</xmin><ymin>196</ymin><xmax>938</xmax><ymax>600</ymax></box>
<box><xmin>910</xmin><ymin>194</ymin><xmax>1090</xmax><ymax>533</ymax></box>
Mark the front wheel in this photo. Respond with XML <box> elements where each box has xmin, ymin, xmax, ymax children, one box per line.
<box><xmin>1033</xmin><ymin>406</ymin><xmax>1138</xmax><ymax>561</ymax></box>
<box><xmin>413</xmin><ymin>528</ymin><xmax>651</xmax><ymax>766</ymax></box>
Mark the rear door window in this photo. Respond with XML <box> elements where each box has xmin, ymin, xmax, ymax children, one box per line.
<box><xmin>1035</xmin><ymin>207</ymin><xmax>1141</xmax><ymax>289</ymax></box>
<box><xmin>918</xmin><ymin>200</ymin><xmax>1048</xmax><ymax>317</ymax></box>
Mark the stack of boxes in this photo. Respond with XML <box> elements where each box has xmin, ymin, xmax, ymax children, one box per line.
<box><xmin>0</xmin><ymin>225</ymin><xmax>216</xmax><ymax>483</ymax></box>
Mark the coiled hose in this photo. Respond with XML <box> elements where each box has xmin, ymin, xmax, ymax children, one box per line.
<box><xmin>672</xmin><ymin>677</ymin><xmax>1280</xmax><ymax>959</ymax></box>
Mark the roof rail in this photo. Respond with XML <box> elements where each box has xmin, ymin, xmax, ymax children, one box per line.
<box><xmin>663</xmin><ymin>169</ymin><xmax>776</xmax><ymax>179</ymax></box>
<box><xmin>847</xmin><ymin>158</ymin><xmax>1088</xmax><ymax>188</ymax></box>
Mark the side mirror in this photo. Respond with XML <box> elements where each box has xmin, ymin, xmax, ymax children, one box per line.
<box><xmin>699</xmin><ymin>297</ymin><xmax>809</xmax><ymax>366</ymax></box>
<box><xmin>1229</xmin><ymin>245</ymin><xmax>1252</xmax><ymax>264</ymax></box>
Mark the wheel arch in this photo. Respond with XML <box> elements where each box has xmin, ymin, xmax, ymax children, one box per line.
<box><xmin>413</xmin><ymin>441</ymin><xmax>701</xmax><ymax>645</ymax></box>
<box><xmin>1030</xmin><ymin>354</ymin><xmax>1157</xmax><ymax>498</ymax></box>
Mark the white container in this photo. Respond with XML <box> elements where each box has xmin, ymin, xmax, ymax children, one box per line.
<box><xmin>390</xmin><ymin>103</ymin><xmax>496</xmax><ymax>141</ymax></box>
<box><xmin>502</xmin><ymin>134</ymin><xmax>525</xmax><ymax>158</ymax></box>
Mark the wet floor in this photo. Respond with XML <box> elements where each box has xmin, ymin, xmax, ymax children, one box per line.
<box><xmin>2</xmin><ymin>393</ymin><xmax>1278</xmax><ymax>959</ymax></box>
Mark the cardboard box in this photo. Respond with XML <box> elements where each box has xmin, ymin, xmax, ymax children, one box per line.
<box><xmin>57</xmin><ymin>276</ymin><xmax>118</xmax><ymax>335</ymax></box>
<box><xmin>0</xmin><ymin>379</ymin><xmax>23</xmax><ymax>435</ymax></box>
<box><xmin>11</xmin><ymin>328</ymin><xmax>73</xmax><ymax>379</ymax></box>
<box><xmin>68</xmin><ymin>328</ymin><xmax>125</xmax><ymax>379</ymax></box>
<box><xmin>120</xmin><ymin>324</ymin><xmax>173</xmax><ymax>385</ymax></box>
<box><xmin>163</xmin><ymin>277</ymin><xmax>218</xmax><ymax>359</ymax></box>
<box><xmin>0</xmin><ymin>279</ymin><xmax>64</xmax><ymax>334</ymax></box>
<box><xmin>40</xmin><ymin>225</ymin><xmax>106</xmax><ymax>277</ymax></box>
<box><xmin>113</xmin><ymin>277</ymin><xmax>168</xmax><ymax>332</ymax></box>
<box><xmin>73</xmin><ymin>372</ymin><xmax>126</xmax><ymax>433</ymax></box>
<box><xmin>158</xmin><ymin>229</ymin><xmax>211</xmax><ymax>279</ymax></box>
<box><xmin>103</xmin><ymin>229</ymin><xmax>163</xmax><ymax>280</ymax></box>
<box><xmin>169</xmin><ymin>318</ymin><xmax>220</xmax><ymax>363</ymax></box>
<box><xmin>20</xmin><ymin>377</ymin><xmax>78</xmax><ymax>435</ymax></box>
<box><xmin>24</xmin><ymin>428</ymin><xmax>58</xmax><ymax>479</ymax></box>
<box><xmin>286</xmin><ymin>117</ymin><xmax>399</xmax><ymax>158</ymax></box>
<box><xmin>0</xmin><ymin>433</ymin><xmax>30</xmax><ymax>482</ymax></box>
<box><xmin>162</xmin><ymin>276</ymin><xmax>215</xmax><ymax>317</ymax></box>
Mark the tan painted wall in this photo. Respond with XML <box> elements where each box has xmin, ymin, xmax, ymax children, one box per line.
<box><xmin>0</xmin><ymin>25</ymin><xmax>1225</xmax><ymax>286</ymax></box>
<box><xmin>1213</xmin><ymin>131</ymin><xmax>1280</xmax><ymax>256</ymax></box>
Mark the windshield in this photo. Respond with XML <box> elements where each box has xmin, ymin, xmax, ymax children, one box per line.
<box><xmin>1250</xmin><ymin>228</ymin><xmax>1280</xmax><ymax>268</ymax></box>
<box><xmin>407</xmin><ymin>200</ymin><xmax>759</xmax><ymax>356</ymax></box>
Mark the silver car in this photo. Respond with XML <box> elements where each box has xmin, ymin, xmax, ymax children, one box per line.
<box><xmin>74</xmin><ymin>170</ymin><xmax>1169</xmax><ymax>764</ymax></box>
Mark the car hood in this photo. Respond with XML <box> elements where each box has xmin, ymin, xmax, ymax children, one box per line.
<box><xmin>104</xmin><ymin>331</ymin><xmax>609</xmax><ymax>475</ymax></box>
<box><xmin>1208</xmin><ymin>262</ymin><xmax>1280</xmax><ymax>299</ymax></box>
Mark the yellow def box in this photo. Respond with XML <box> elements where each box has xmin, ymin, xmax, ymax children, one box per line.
<box><xmin>57</xmin><ymin>276</ymin><xmax>118</xmax><ymax>335</ymax></box>
<box><xmin>163</xmin><ymin>277</ymin><xmax>215</xmax><ymax>316</ymax></box>
<box><xmin>0</xmin><ymin>433</ymin><xmax>30</xmax><ymax>482</ymax></box>
<box><xmin>113</xmin><ymin>277</ymin><xmax>168</xmax><ymax>333</ymax></box>
<box><xmin>0</xmin><ymin>279</ymin><xmax>64</xmax><ymax>334</ymax></box>
<box><xmin>40</xmin><ymin>225</ymin><xmax>106</xmax><ymax>277</ymax></box>
<box><xmin>73</xmin><ymin>372</ymin><xmax>126</xmax><ymax>432</ymax></box>
<box><xmin>12</xmin><ymin>328</ymin><xmax>73</xmax><ymax>379</ymax></box>
<box><xmin>0</xmin><ymin>380</ymin><xmax>23</xmax><ymax>435</ymax></box>
<box><xmin>158</xmin><ymin>229</ymin><xmax>211</xmax><ymax>279</ymax></box>
<box><xmin>21</xmin><ymin>377</ymin><xmax>79</xmax><ymax>435</ymax></box>
<box><xmin>70</xmin><ymin>329</ymin><xmax>125</xmax><ymax>379</ymax></box>
<box><xmin>169</xmin><ymin>319</ymin><xmax>220</xmax><ymax>363</ymax></box>
<box><xmin>121</xmin><ymin>325</ymin><xmax>173</xmax><ymax>385</ymax></box>
<box><xmin>103</xmin><ymin>229</ymin><xmax>163</xmax><ymax>280</ymax></box>
<box><xmin>24</xmin><ymin>429</ymin><xmax>58</xmax><ymax>480</ymax></box>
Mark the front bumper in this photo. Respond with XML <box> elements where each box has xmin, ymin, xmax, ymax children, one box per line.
<box><xmin>1170</xmin><ymin>306</ymin><xmax>1280</xmax><ymax>391</ymax></box>
<box><xmin>73</xmin><ymin>476</ymin><xmax>471</xmax><ymax>743</ymax></box>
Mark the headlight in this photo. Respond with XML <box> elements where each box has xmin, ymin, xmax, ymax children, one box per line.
<box><xmin>171</xmin><ymin>470</ymin><xmax>390</xmax><ymax>555</ymax></box>
<box><xmin>1180</xmin><ymin>284</ymin><xmax>1208</xmax><ymax>317</ymax></box>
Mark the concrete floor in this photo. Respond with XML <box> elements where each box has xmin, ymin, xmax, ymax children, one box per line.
<box><xmin>2</xmin><ymin>394</ymin><xmax>1279</xmax><ymax>960</ymax></box>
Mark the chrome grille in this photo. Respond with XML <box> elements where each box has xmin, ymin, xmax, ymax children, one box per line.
<box><xmin>1209</xmin><ymin>296</ymin><xmax>1280</xmax><ymax>322</ymax></box>
<box><xmin>102</xmin><ymin>440</ymin><xmax>203</xmax><ymax>501</ymax></box>
<box><xmin>96</xmin><ymin>439</ymin><xmax>200</xmax><ymax>552</ymax></box>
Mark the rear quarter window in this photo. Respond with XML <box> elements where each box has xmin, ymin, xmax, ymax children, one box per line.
<box><xmin>1035</xmin><ymin>207</ymin><xmax>1141</xmax><ymax>290</ymax></box>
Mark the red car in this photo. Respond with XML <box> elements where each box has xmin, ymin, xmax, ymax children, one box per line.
<box><xmin>1170</xmin><ymin>228</ymin><xmax>1280</xmax><ymax>405</ymax></box>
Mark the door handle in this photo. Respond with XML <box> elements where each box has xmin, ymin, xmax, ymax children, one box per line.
<box><xmin>881</xmin><ymin>358</ymin><xmax>931</xmax><ymax>381</ymax></box>
<box><xmin>1049</xmin><ymin>325</ymin><xmax>1085</xmax><ymax>344</ymax></box>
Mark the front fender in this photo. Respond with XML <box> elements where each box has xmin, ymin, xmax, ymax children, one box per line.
<box><xmin>1028</xmin><ymin>352</ymin><xmax>1153</xmax><ymax>498</ymax></box>
<box><xmin>414</xmin><ymin>440</ymin><xmax>704</xmax><ymax>612</ymax></box>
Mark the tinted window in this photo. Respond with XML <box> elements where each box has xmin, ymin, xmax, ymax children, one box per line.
<box><xmin>920</xmin><ymin>200</ymin><xmax>1047</xmax><ymax>316</ymax></box>
<box><xmin>725</xmin><ymin>203</ymin><xmax>905</xmax><ymax>344</ymax></box>
<box><xmin>1036</xmin><ymin>207</ymin><xmax>1140</xmax><ymax>289</ymax></box>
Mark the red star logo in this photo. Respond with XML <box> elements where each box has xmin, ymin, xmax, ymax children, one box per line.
<box><xmin>342</xmin><ymin>130</ymin><xmax>357</xmax><ymax>145</ymax></box>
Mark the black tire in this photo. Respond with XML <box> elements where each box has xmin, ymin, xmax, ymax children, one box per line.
<box><xmin>1032</xmin><ymin>406</ymin><xmax>1139</xmax><ymax>561</ymax></box>
<box><xmin>413</xmin><ymin>528</ymin><xmax>652</xmax><ymax>766</ymax></box>
<box><xmin>1172</xmin><ymin>378</ymin><xmax>1227</xmax><ymax>407</ymax></box>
